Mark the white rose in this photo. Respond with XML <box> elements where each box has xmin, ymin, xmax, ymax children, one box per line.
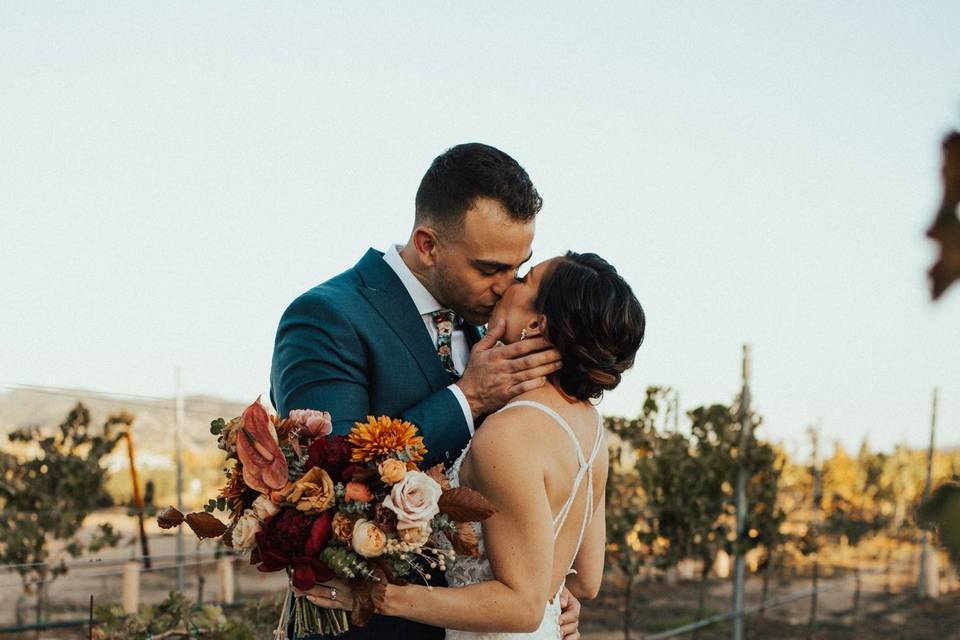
<box><xmin>251</xmin><ymin>495</ymin><xmax>280</xmax><ymax>521</ymax></box>
<box><xmin>231</xmin><ymin>510</ymin><xmax>261</xmax><ymax>551</ymax></box>
<box><xmin>383</xmin><ymin>470</ymin><xmax>442</xmax><ymax>527</ymax></box>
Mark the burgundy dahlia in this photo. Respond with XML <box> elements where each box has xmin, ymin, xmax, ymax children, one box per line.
<box><xmin>371</xmin><ymin>503</ymin><xmax>398</xmax><ymax>533</ymax></box>
<box><xmin>254</xmin><ymin>508</ymin><xmax>334</xmax><ymax>590</ymax></box>
<box><xmin>341</xmin><ymin>463</ymin><xmax>376</xmax><ymax>483</ymax></box>
<box><xmin>307</xmin><ymin>434</ymin><xmax>352</xmax><ymax>478</ymax></box>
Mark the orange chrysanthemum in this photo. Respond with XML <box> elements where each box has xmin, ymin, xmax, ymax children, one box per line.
<box><xmin>347</xmin><ymin>416</ymin><xmax>427</xmax><ymax>463</ymax></box>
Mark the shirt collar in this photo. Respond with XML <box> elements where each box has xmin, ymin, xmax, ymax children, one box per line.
<box><xmin>383</xmin><ymin>245</ymin><xmax>444</xmax><ymax>317</ymax></box>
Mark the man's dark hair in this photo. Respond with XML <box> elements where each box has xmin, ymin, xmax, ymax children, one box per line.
<box><xmin>535</xmin><ymin>252</ymin><xmax>646</xmax><ymax>401</ymax></box>
<box><xmin>415</xmin><ymin>143</ymin><xmax>542</xmax><ymax>231</ymax></box>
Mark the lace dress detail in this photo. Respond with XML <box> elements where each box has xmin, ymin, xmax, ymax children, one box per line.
<box><xmin>441</xmin><ymin>401</ymin><xmax>604</xmax><ymax>640</ymax></box>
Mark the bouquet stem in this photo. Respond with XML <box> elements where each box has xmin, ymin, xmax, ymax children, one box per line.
<box><xmin>293</xmin><ymin>595</ymin><xmax>350</xmax><ymax>637</ymax></box>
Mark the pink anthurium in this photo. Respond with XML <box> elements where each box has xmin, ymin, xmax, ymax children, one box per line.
<box><xmin>236</xmin><ymin>398</ymin><xmax>289</xmax><ymax>494</ymax></box>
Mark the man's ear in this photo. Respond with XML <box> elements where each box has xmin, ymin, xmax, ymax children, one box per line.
<box><xmin>411</xmin><ymin>226</ymin><xmax>441</xmax><ymax>268</ymax></box>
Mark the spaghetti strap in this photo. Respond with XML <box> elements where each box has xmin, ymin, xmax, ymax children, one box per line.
<box><xmin>497</xmin><ymin>400</ymin><xmax>586</xmax><ymax>464</ymax></box>
<box><xmin>495</xmin><ymin>401</ymin><xmax>603</xmax><ymax>549</ymax></box>
<box><xmin>570</xmin><ymin>412</ymin><xmax>605</xmax><ymax>569</ymax></box>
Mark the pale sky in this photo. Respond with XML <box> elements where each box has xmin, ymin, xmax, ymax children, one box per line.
<box><xmin>2</xmin><ymin>2</ymin><xmax>959</xmax><ymax>457</ymax></box>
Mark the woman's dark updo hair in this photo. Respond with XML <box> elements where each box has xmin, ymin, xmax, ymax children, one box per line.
<box><xmin>534</xmin><ymin>252</ymin><xmax>645</xmax><ymax>401</ymax></box>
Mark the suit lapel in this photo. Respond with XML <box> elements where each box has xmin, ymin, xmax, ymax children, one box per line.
<box><xmin>355</xmin><ymin>249</ymin><xmax>452</xmax><ymax>393</ymax></box>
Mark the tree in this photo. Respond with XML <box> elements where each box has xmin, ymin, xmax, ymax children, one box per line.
<box><xmin>918</xmin><ymin>481</ymin><xmax>960</xmax><ymax>572</ymax></box>
<box><xmin>605</xmin><ymin>386</ymin><xmax>667</xmax><ymax>640</ymax></box>
<box><xmin>0</xmin><ymin>403</ymin><xmax>125</xmax><ymax>626</ymax></box>
<box><xmin>687</xmin><ymin>400</ymin><xmax>784</xmax><ymax>627</ymax></box>
<box><xmin>742</xmin><ymin>441</ymin><xmax>786</xmax><ymax>617</ymax></box>
<box><xmin>605</xmin><ymin>387</ymin><xmax>785</xmax><ymax>636</ymax></box>
<box><xmin>680</xmin><ymin>404</ymin><xmax>734</xmax><ymax>626</ymax></box>
<box><xmin>822</xmin><ymin>442</ymin><xmax>887</xmax><ymax>616</ymax></box>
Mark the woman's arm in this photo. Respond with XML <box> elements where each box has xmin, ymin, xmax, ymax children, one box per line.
<box><xmin>382</xmin><ymin>413</ymin><xmax>556</xmax><ymax>632</ymax></box>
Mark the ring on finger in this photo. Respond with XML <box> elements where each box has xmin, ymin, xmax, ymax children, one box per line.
<box><xmin>330</xmin><ymin>587</ymin><xmax>337</xmax><ymax>601</ymax></box>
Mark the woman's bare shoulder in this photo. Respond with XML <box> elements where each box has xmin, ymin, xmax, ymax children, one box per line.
<box><xmin>468</xmin><ymin>403</ymin><xmax>558</xmax><ymax>460</ymax></box>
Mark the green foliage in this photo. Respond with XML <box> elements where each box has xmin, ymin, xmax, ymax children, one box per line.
<box><xmin>604</xmin><ymin>387</ymin><xmax>663</xmax><ymax>580</ymax></box>
<box><xmin>604</xmin><ymin>386</ymin><xmax>785</xmax><ymax>581</ymax></box>
<box><xmin>204</xmin><ymin>496</ymin><xmax>228</xmax><ymax>514</ymax></box>
<box><xmin>322</xmin><ymin>545</ymin><xmax>380</xmax><ymax>579</ymax></box>
<box><xmin>93</xmin><ymin>591</ymin><xmax>277</xmax><ymax>639</ymax></box>
<box><xmin>209</xmin><ymin>418</ymin><xmax>226</xmax><ymax>436</ymax></box>
<box><xmin>0</xmin><ymin>403</ymin><xmax>125</xmax><ymax>621</ymax></box>
<box><xmin>918</xmin><ymin>481</ymin><xmax>960</xmax><ymax>570</ymax></box>
<box><xmin>822</xmin><ymin>442</ymin><xmax>889</xmax><ymax>548</ymax></box>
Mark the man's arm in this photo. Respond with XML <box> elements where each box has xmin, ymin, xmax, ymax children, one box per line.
<box><xmin>270</xmin><ymin>293</ymin><xmax>472</xmax><ymax>467</ymax></box>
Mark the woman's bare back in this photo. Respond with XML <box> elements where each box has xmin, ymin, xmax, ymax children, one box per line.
<box><xmin>457</xmin><ymin>385</ymin><xmax>608</xmax><ymax>601</ymax></box>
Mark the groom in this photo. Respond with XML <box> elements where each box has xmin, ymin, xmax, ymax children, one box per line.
<box><xmin>270</xmin><ymin>143</ymin><xmax>582</xmax><ymax>639</ymax></box>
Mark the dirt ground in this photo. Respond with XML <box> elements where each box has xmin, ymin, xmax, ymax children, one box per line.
<box><xmin>1</xmin><ymin>511</ymin><xmax>957</xmax><ymax>639</ymax></box>
<box><xmin>580</xmin><ymin>573</ymin><xmax>960</xmax><ymax>640</ymax></box>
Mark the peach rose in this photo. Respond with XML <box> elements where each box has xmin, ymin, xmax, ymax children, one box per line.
<box><xmin>344</xmin><ymin>482</ymin><xmax>374</xmax><ymax>503</ymax></box>
<box><xmin>251</xmin><ymin>495</ymin><xmax>280</xmax><ymax>521</ymax></box>
<box><xmin>383</xmin><ymin>470</ymin><xmax>442</xmax><ymax>527</ymax></box>
<box><xmin>332</xmin><ymin>512</ymin><xmax>358</xmax><ymax>543</ymax></box>
<box><xmin>231</xmin><ymin>510</ymin><xmax>261</xmax><ymax>551</ymax></box>
<box><xmin>397</xmin><ymin>520</ymin><xmax>432</xmax><ymax>547</ymax></box>
<box><xmin>351</xmin><ymin>519</ymin><xmax>387</xmax><ymax>558</ymax></box>
<box><xmin>287</xmin><ymin>409</ymin><xmax>333</xmax><ymax>438</ymax></box>
<box><xmin>287</xmin><ymin>467</ymin><xmax>335</xmax><ymax>513</ymax></box>
<box><xmin>378</xmin><ymin>459</ymin><xmax>407</xmax><ymax>484</ymax></box>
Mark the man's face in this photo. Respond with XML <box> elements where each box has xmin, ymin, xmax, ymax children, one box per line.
<box><xmin>429</xmin><ymin>197</ymin><xmax>535</xmax><ymax>326</ymax></box>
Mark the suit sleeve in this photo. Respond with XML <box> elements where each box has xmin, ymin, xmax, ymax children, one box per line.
<box><xmin>270</xmin><ymin>293</ymin><xmax>471</xmax><ymax>467</ymax></box>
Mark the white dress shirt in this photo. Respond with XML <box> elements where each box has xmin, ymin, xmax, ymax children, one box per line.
<box><xmin>383</xmin><ymin>245</ymin><xmax>475</xmax><ymax>434</ymax></box>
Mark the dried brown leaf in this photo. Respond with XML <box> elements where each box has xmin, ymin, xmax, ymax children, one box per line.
<box><xmin>425</xmin><ymin>464</ymin><xmax>450</xmax><ymax>491</ymax></box>
<box><xmin>184</xmin><ymin>512</ymin><xmax>227</xmax><ymax>539</ymax></box>
<box><xmin>222</xmin><ymin>523</ymin><xmax>235</xmax><ymax>549</ymax></box>
<box><xmin>445</xmin><ymin>521</ymin><xmax>480</xmax><ymax>557</ymax></box>
<box><xmin>351</xmin><ymin>581</ymin><xmax>374</xmax><ymax>627</ymax></box>
<box><xmin>157</xmin><ymin>506</ymin><xmax>184</xmax><ymax>529</ymax></box>
<box><xmin>438</xmin><ymin>487</ymin><xmax>496</xmax><ymax>522</ymax></box>
<box><xmin>928</xmin><ymin>131</ymin><xmax>960</xmax><ymax>300</ymax></box>
<box><xmin>351</xmin><ymin>566</ymin><xmax>387</xmax><ymax>627</ymax></box>
<box><xmin>370</xmin><ymin>566</ymin><xmax>387</xmax><ymax>613</ymax></box>
<box><xmin>370</xmin><ymin>558</ymin><xmax>408</xmax><ymax>586</ymax></box>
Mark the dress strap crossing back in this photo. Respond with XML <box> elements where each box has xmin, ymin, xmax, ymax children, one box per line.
<box><xmin>495</xmin><ymin>400</ymin><xmax>604</xmax><ymax>571</ymax></box>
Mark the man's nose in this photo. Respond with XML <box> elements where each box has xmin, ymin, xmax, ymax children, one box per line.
<box><xmin>490</xmin><ymin>272</ymin><xmax>515</xmax><ymax>298</ymax></box>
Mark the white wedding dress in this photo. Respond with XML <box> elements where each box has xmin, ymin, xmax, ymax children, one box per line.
<box><xmin>442</xmin><ymin>400</ymin><xmax>605</xmax><ymax>640</ymax></box>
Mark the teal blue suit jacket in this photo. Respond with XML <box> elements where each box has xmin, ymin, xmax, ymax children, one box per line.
<box><xmin>271</xmin><ymin>249</ymin><xmax>481</xmax><ymax>638</ymax></box>
<box><xmin>270</xmin><ymin>247</ymin><xmax>478</xmax><ymax>474</ymax></box>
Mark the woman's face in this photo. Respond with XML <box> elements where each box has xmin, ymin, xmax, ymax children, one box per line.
<box><xmin>487</xmin><ymin>257</ymin><xmax>559</xmax><ymax>344</ymax></box>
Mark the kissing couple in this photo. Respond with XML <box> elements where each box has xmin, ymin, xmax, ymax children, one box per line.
<box><xmin>270</xmin><ymin>143</ymin><xmax>646</xmax><ymax>640</ymax></box>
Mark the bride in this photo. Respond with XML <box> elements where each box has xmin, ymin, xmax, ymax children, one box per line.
<box><xmin>304</xmin><ymin>251</ymin><xmax>645</xmax><ymax>639</ymax></box>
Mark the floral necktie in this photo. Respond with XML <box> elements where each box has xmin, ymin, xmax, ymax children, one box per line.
<box><xmin>430</xmin><ymin>309</ymin><xmax>459</xmax><ymax>382</ymax></box>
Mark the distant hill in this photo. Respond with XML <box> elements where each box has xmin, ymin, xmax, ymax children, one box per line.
<box><xmin>0</xmin><ymin>389</ymin><xmax>251</xmax><ymax>506</ymax></box>
<box><xmin>0</xmin><ymin>389</ymin><xmax>246</xmax><ymax>451</ymax></box>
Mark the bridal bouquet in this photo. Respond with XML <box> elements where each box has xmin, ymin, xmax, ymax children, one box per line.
<box><xmin>157</xmin><ymin>398</ymin><xmax>495</xmax><ymax>638</ymax></box>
